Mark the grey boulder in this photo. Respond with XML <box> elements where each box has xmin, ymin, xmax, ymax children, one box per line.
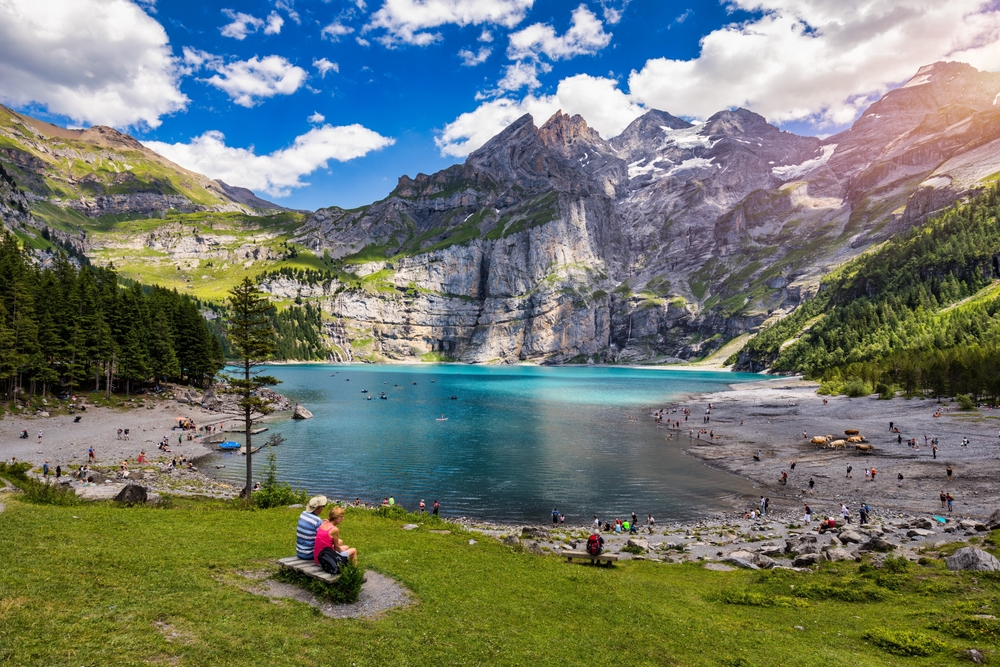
<box><xmin>946</xmin><ymin>547</ymin><xmax>1000</xmax><ymax>572</ymax></box>
<box><xmin>291</xmin><ymin>404</ymin><xmax>313</xmax><ymax>419</ymax></box>
<box><xmin>114</xmin><ymin>484</ymin><xmax>147</xmax><ymax>505</ymax></box>
<box><xmin>793</xmin><ymin>553</ymin><xmax>824</xmax><ymax>567</ymax></box>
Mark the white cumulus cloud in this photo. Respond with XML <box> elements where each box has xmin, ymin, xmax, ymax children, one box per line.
<box><xmin>202</xmin><ymin>55</ymin><xmax>308</xmax><ymax>108</ymax></box>
<box><xmin>313</xmin><ymin>58</ymin><xmax>339</xmax><ymax>77</ymax></box>
<box><xmin>220</xmin><ymin>9</ymin><xmax>265</xmax><ymax>40</ymax></box>
<box><xmin>264</xmin><ymin>11</ymin><xmax>284</xmax><ymax>35</ymax></box>
<box><xmin>496</xmin><ymin>61</ymin><xmax>544</xmax><ymax>91</ymax></box>
<box><xmin>308</xmin><ymin>111</ymin><xmax>326</xmax><ymax>123</ymax></box>
<box><xmin>437</xmin><ymin>74</ymin><xmax>643</xmax><ymax>156</ymax></box>
<box><xmin>366</xmin><ymin>0</ymin><xmax>535</xmax><ymax>46</ymax></box>
<box><xmin>459</xmin><ymin>46</ymin><xmax>492</xmax><ymax>66</ymax></box>
<box><xmin>628</xmin><ymin>0</ymin><xmax>1000</xmax><ymax>127</ymax></box>
<box><xmin>0</xmin><ymin>0</ymin><xmax>187</xmax><ymax>129</ymax></box>
<box><xmin>507</xmin><ymin>4</ymin><xmax>611</xmax><ymax>61</ymax></box>
<box><xmin>145</xmin><ymin>125</ymin><xmax>395</xmax><ymax>197</ymax></box>
<box><xmin>322</xmin><ymin>21</ymin><xmax>354</xmax><ymax>41</ymax></box>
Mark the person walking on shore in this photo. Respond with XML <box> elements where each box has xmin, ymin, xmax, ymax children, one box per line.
<box><xmin>37</xmin><ymin>430</ymin><xmax>42</xmax><ymax>442</ymax></box>
<box><xmin>865</xmin><ymin>467</ymin><xmax>871</xmax><ymax>481</ymax></box>
<box><xmin>88</xmin><ymin>447</ymin><xmax>95</xmax><ymax>462</ymax></box>
<box><xmin>897</xmin><ymin>472</ymin><xmax>904</xmax><ymax>487</ymax></box>
<box><xmin>946</xmin><ymin>466</ymin><xmax>953</xmax><ymax>481</ymax></box>
<box><xmin>552</xmin><ymin>508</ymin><xmax>559</xmax><ymax>525</ymax></box>
<box><xmin>946</xmin><ymin>493</ymin><xmax>954</xmax><ymax>512</ymax></box>
<box><xmin>419</xmin><ymin>499</ymin><xmax>425</xmax><ymax>513</ymax></box>
<box><xmin>932</xmin><ymin>445</ymin><xmax>937</xmax><ymax>459</ymax></box>
<box><xmin>889</xmin><ymin>421</ymin><xmax>893</xmax><ymax>432</ymax></box>
<box><xmin>803</xmin><ymin>504</ymin><xmax>812</xmax><ymax>523</ymax></box>
<box><xmin>871</xmin><ymin>467</ymin><xmax>877</xmax><ymax>482</ymax></box>
<box><xmin>859</xmin><ymin>505</ymin><xmax>868</xmax><ymax>525</ymax></box>
<box><xmin>846</xmin><ymin>464</ymin><xmax>852</xmax><ymax>479</ymax></box>
<box><xmin>940</xmin><ymin>491</ymin><xmax>947</xmax><ymax>509</ymax></box>
<box><xmin>433</xmin><ymin>500</ymin><xmax>440</xmax><ymax>516</ymax></box>
<box><xmin>42</xmin><ymin>461</ymin><xmax>49</xmax><ymax>478</ymax></box>
<box><xmin>808</xmin><ymin>477</ymin><xmax>815</xmax><ymax>491</ymax></box>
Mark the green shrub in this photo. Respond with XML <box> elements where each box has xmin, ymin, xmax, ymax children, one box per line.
<box><xmin>720</xmin><ymin>588</ymin><xmax>807</xmax><ymax>608</ymax></box>
<box><xmin>253</xmin><ymin>453</ymin><xmax>308</xmax><ymax>509</ymax></box>
<box><xmin>945</xmin><ymin>616</ymin><xmax>1000</xmax><ymax>640</ymax></box>
<box><xmin>882</xmin><ymin>556</ymin><xmax>910</xmax><ymax>574</ymax></box>
<box><xmin>842</xmin><ymin>378</ymin><xmax>872</xmax><ymax>397</ymax></box>
<box><xmin>955</xmin><ymin>394</ymin><xmax>976</xmax><ymax>410</ymax></box>
<box><xmin>373</xmin><ymin>505</ymin><xmax>410</xmax><ymax>520</ymax></box>
<box><xmin>863</xmin><ymin>628</ymin><xmax>946</xmax><ymax>656</ymax></box>
<box><xmin>274</xmin><ymin>563</ymin><xmax>366</xmax><ymax>604</ymax></box>
<box><xmin>0</xmin><ymin>462</ymin><xmax>79</xmax><ymax>506</ymax></box>
<box><xmin>621</xmin><ymin>544</ymin><xmax>645</xmax><ymax>555</ymax></box>
<box><xmin>793</xmin><ymin>582</ymin><xmax>888</xmax><ymax>602</ymax></box>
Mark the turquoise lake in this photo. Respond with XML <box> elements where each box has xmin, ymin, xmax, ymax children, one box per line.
<box><xmin>205</xmin><ymin>364</ymin><xmax>762</xmax><ymax>523</ymax></box>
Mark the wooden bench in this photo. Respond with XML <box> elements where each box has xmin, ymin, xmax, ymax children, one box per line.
<box><xmin>560</xmin><ymin>550</ymin><xmax>619</xmax><ymax>566</ymax></box>
<box><xmin>277</xmin><ymin>556</ymin><xmax>340</xmax><ymax>583</ymax></box>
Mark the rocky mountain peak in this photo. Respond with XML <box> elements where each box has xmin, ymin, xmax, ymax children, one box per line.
<box><xmin>537</xmin><ymin>110</ymin><xmax>605</xmax><ymax>155</ymax></box>
<box><xmin>78</xmin><ymin>125</ymin><xmax>146</xmax><ymax>151</ymax></box>
<box><xmin>702</xmin><ymin>108</ymin><xmax>773</xmax><ymax>138</ymax></box>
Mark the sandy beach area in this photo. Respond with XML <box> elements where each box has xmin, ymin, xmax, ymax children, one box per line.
<box><xmin>672</xmin><ymin>378</ymin><xmax>1000</xmax><ymax>520</ymax></box>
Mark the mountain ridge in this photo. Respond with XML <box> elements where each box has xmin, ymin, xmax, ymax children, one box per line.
<box><xmin>4</xmin><ymin>61</ymin><xmax>1000</xmax><ymax>365</ymax></box>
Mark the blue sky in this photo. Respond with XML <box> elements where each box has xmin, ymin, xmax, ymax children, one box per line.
<box><xmin>2</xmin><ymin>0</ymin><xmax>1000</xmax><ymax>211</ymax></box>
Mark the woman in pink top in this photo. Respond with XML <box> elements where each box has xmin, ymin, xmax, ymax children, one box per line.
<box><xmin>314</xmin><ymin>506</ymin><xmax>358</xmax><ymax>565</ymax></box>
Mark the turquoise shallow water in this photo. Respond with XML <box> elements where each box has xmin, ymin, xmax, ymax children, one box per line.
<box><xmin>205</xmin><ymin>364</ymin><xmax>761</xmax><ymax>523</ymax></box>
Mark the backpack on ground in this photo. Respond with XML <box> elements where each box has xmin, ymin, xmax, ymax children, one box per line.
<box><xmin>586</xmin><ymin>533</ymin><xmax>602</xmax><ymax>556</ymax></box>
<box><xmin>318</xmin><ymin>547</ymin><xmax>348</xmax><ymax>575</ymax></box>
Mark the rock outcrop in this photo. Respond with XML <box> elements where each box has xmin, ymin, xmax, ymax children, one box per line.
<box><xmin>291</xmin><ymin>404</ymin><xmax>313</xmax><ymax>420</ymax></box>
<box><xmin>946</xmin><ymin>547</ymin><xmax>1000</xmax><ymax>572</ymax></box>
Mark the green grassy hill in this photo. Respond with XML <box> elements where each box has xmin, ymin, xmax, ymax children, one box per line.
<box><xmin>1</xmin><ymin>496</ymin><xmax>998</xmax><ymax>666</ymax></box>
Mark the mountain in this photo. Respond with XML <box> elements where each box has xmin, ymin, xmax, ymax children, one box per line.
<box><xmin>3</xmin><ymin>61</ymin><xmax>1000</xmax><ymax>365</ymax></box>
<box><xmin>282</xmin><ymin>61</ymin><xmax>1000</xmax><ymax>363</ymax></box>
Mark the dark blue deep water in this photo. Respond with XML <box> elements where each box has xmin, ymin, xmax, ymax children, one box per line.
<box><xmin>205</xmin><ymin>364</ymin><xmax>761</xmax><ymax>523</ymax></box>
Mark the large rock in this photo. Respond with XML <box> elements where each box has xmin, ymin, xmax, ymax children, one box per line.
<box><xmin>114</xmin><ymin>484</ymin><xmax>148</xmax><ymax>505</ymax></box>
<box><xmin>752</xmin><ymin>554</ymin><xmax>778</xmax><ymax>569</ymax></box>
<box><xmin>988</xmin><ymin>509</ymin><xmax>1000</xmax><ymax>530</ymax></box>
<box><xmin>946</xmin><ymin>547</ymin><xmax>1000</xmax><ymax>572</ymax></box>
<box><xmin>906</xmin><ymin>528</ymin><xmax>933</xmax><ymax>538</ymax></box>
<box><xmin>291</xmin><ymin>404</ymin><xmax>313</xmax><ymax>420</ymax></box>
<box><xmin>793</xmin><ymin>553</ymin><xmax>824</xmax><ymax>567</ymax></box>
<box><xmin>859</xmin><ymin>537</ymin><xmax>896</xmax><ymax>553</ymax></box>
<box><xmin>503</xmin><ymin>535</ymin><xmax>520</xmax><ymax>546</ymax></box>
<box><xmin>838</xmin><ymin>529</ymin><xmax>863</xmax><ymax>544</ymax></box>
<box><xmin>86</xmin><ymin>472</ymin><xmax>108</xmax><ymax>484</ymax></box>
<box><xmin>521</xmin><ymin>526</ymin><xmax>550</xmax><ymax>539</ymax></box>
<box><xmin>626</xmin><ymin>538</ymin><xmax>649</xmax><ymax>551</ymax></box>
<box><xmin>825</xmin><ymin>548</ymin><xmax>854</xmax><ymax>562</ymax></box>
<box><xmin>910</xmin><ymin>517</ymin><xmax>934</xmax><ymax>530</ymax></box>
<box><xmin>525</xmin><ymin>541</ymin><xmax>544</xmax><ymax>555</ymax></box>
<box><xmin>724</xmin><ymin>557</ymin><xmax>759</xmax><ymax>570</ymax></box>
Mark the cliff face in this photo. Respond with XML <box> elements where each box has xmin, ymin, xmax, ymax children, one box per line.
<box><xmin>281</xmin><ymin>62</ymin><xmax>1000</xmax><ymax>365</ymax></box>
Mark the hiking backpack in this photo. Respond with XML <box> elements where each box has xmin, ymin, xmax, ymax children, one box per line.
<box><xmin>586</xmin><ymin>534</ymin><xmax>602</xmax><ymax>555</ymax></box>
<box><xmin>318</xmin><ymin>547</ymin><xmax>348</xmax><ymax>575</ymax></box>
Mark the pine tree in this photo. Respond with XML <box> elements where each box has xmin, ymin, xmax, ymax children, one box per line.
<box><xmin>224</xmin><ymin>277</ymin><xmax>278</xmax><ymax>500</ymax></box>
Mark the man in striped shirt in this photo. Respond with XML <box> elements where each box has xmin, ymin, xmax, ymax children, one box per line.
<box><xmin>296</xmin><ymin>496</ymin><xmax>328</xmax><ymax>559</ymax></box>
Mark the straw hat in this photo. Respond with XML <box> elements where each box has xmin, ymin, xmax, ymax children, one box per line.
<box><xmin>306</xmin><ymin>495</ymin><xmax>328</xmax><ymax>513</ymax></box>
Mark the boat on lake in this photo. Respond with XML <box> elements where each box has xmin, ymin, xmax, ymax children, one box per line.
<box><xmin>217</xmin><ymin>441</ymin><xmax>241</xmax><ymax>451</ymax></box>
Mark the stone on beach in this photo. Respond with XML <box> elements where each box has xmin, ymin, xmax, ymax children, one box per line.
<box><xmin>946</xmin><ymin>547</ymin><xmax>1000</xmax><ymax>572</ymax></box>
<box><xmin>114</xmin><ymin>484</ymin><xmax>148</xmax><ymax>505</ymax></box>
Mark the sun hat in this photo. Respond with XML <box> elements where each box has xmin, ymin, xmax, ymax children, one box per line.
<box><xmin>306</xmin><ymin>495</ymin><xmax>329</xmax><ymax>513</ymax></box>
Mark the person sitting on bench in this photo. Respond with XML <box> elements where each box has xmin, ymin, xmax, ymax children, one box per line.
<box><xmin>314</xmin><ymin>506</ymin><xmax>358</xmax><ymax>566</ymax></box>
<box><xmin>296</xmin><ymin>495</ymin><xmax>328</xmax><ymax>560</ymax></box>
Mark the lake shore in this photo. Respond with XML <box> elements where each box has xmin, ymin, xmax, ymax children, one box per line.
<box><xmin>672</xmin><ymin>378</ymin><xmax>1000</xmax><ymax>521</ymax></box>
<box><xmin>4</xmin><ymin>375</ymin><xmax>1000</xmax><ymax>526</ymax></box>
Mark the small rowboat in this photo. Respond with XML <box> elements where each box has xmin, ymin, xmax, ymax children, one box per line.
<box><xmin>217</xmin><ymin>441</ymin><xmax>241</xmax><ymax>451</ymax></box>
<box><xmin>435</xmin><ymin>414</ymin><xmax>448</xmax><ymax>421</ymax></box>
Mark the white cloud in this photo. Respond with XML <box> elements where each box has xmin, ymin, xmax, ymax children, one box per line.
<box><xmin>220</xmin><ymin>9</ymin><xmax>264</xmax><ymax>40</ymax></box>
<box><xmin>437</xmin><ymin>74</ymin><xmax>644</xmax><ymax>156</ymax></box>
<box><xmin>0</xmin><ymin>0</ymin><xmax>187</xmax><ymax>129</ymax></box>
<box><xmin>356</xmin><ymin>36</ymin><xmax>371</xmax><ymax>46</ymax></box>
<box><xmin>313</xmin><ymin>58</ymin><xmax>339</xmax><ymax>77</ymax></box>
<box><xmin>496</xmin><ymin>61</ymin><xmax>543</xmax><ymax>91</ymax></box>
<box><xmin>322</xmin><ymin>21</ymin><xmax>354</xmax><ymax>41</ymax></box>
<box><xmin>600</xmin><ymin>0</ymin><xmax>630</xmax><ymax>25</ymax></box>
<box><xmin>276</xmin><ymin>0</ymin><xmax>301</xmax><ymax>24</ymax></box>
<box><xmin>507</xmin><ymin>5</ymin><xmax>611</xmax><ymax>61</ymax></box>
<box><xmin>202</xmin><ymin>55</ymin><xmax>308</xmax><ymax>107</ymax></box>
<box><xmin>308</xmin><ymin>111</ymin><xmax>326</xmax><ymax>123</ymax></box>
<box><xmin>459</xmin><ymin>46</ymin><xmax>492</xmax><ymax>66</ymax></box>
<box><xmin>629</xmin><ymin>0</ymin><xmax>1000</xmax><ymax>127</ymax></box>
<box><xmin>144</xmin><ymin>125</ymin><xmax>395</xmax><ymax>197</ymax></box>
<box><xmin>264</xmin><ymin>11</ymin><xmax>284</xmax><ymax>35</ymax></box>
<box><xmin>365</xmin><ymin>0</ymin><xmax>534</xmax><ymax>46</ymax></box>
<box><xmin>479</xmin><ymin>29</ymin><xmax>493</xmax><ymax>42</ymax></box>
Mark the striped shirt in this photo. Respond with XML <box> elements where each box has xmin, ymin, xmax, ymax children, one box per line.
<box><xmin>296</xmin><ymin>510</ymin><xmax>323</xmax><ymax>559</ymax></box>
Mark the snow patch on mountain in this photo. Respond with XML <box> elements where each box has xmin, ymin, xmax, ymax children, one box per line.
<box><xmin>772</xmin><ymin>144</ymin><xmax>836</xmax><ymax>180</ymax></box>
